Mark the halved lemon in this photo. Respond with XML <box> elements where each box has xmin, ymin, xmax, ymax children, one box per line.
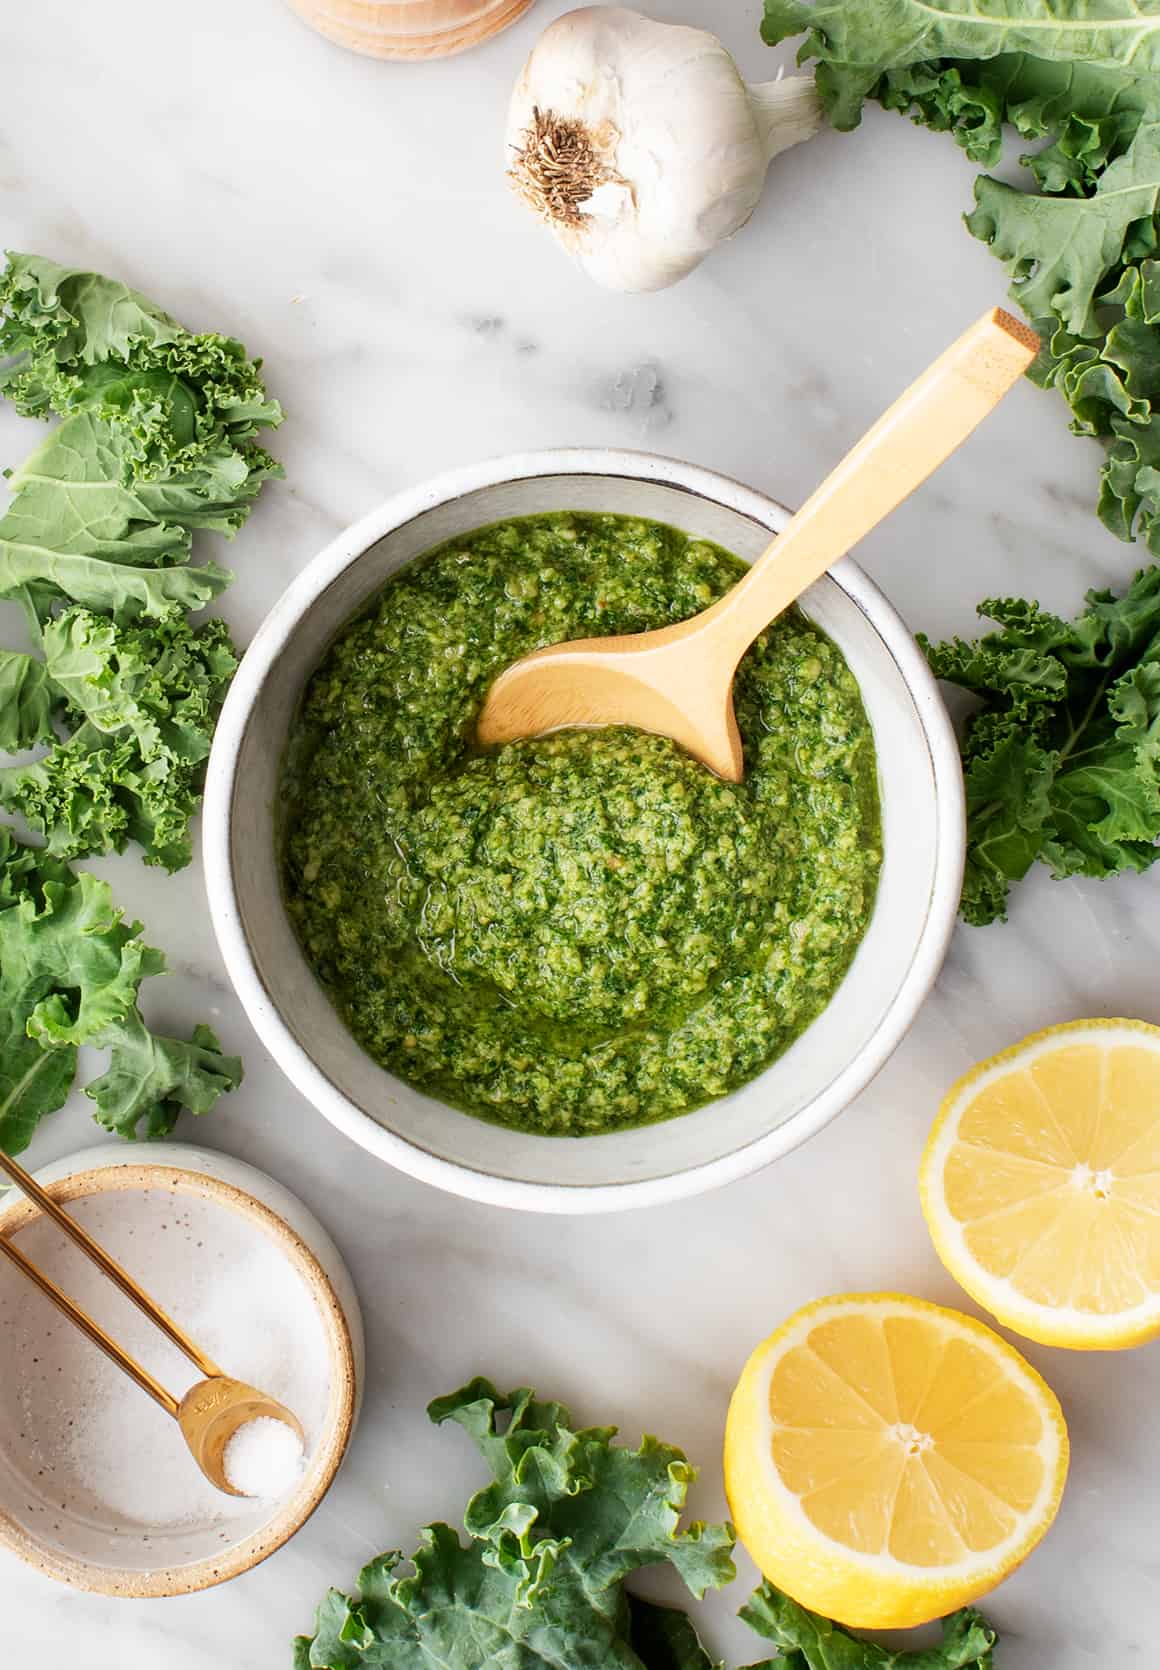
<box><xmin>724</xmin><ymin>1293</ymin><xmax>1068</xmax><ymax>1629</ymax></box>
<box><xmin>921</xmin><ymin>1019</ymin><xmax>1160</xmax><ymax>1350</ymax></box>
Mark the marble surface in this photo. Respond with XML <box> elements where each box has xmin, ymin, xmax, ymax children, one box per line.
<box><xmin>1</xmin><ymin>1</ymin><xmax>1158</xmax><ymax>1663</ymax></box>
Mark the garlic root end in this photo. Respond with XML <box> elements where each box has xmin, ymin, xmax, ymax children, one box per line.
<box><xmin>508</xmin><ymin>107</ymin><xmax>624</xmax><ymax>232</ymax></box>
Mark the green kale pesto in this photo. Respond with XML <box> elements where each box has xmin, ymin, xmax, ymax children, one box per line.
<box><xmin>280</xmin><ymin>512</ymin><xmax>881</xmax><ymax>1136</ymax></box>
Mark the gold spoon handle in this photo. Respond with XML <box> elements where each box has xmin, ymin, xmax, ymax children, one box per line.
<box><xmin>0</xmin><ymin>1147</ymin><xmax>222</xmax><ymax>1381</ymax></box>
<box><xmin>699</xmin><ymin>307</ymin><xmax>1040</xmax><ymax>667</ymax></box>
<box><xmin>0</xmin><ymin>1231</ymin><xmax>179</xmax><ymax>1416</ymax></box>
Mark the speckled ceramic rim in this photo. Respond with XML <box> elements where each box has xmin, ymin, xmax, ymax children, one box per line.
<box><xmin>204</xmin><ymin>447</ymin><xmax>965</xmax><ymax>1213</ymax></box>
<box><xmin>0</xmin><ymin>1164</ymin><xmax>357</xmax><ymax>1598</ymax></box>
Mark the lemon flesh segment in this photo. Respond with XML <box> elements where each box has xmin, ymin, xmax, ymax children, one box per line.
<box><xmin>724</xmin><ymin>1294</ymin><xmax>1068</xmax><ymax>1631</ymax></box>
<box><xmin>922</xmin><ymin>1019</ymin><xmax>1160</xmax><ymax>1349</ymax></box>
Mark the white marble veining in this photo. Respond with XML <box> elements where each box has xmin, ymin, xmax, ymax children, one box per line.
<box><xmin>2</xmin><ymin>1</ymin><xmax>1159</xmax><ymax>1663</ymax></box>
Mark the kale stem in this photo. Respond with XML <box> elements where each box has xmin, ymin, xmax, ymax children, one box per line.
<box><xmin>1056</xmin><ymin>670</ymin><xmax>1112</xmax><ymax>763</ymax></box>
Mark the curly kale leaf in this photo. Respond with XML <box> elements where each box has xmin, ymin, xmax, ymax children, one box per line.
<box><xmin>0</xmin><ymin>652</ymin><xmax>57</xmax><ymax>749</ymax></box>
<box><xmin>0</xmin><ymin>405</ymin><xmax>236</xmax><ymax>637</ymax></box>
<box><xmin>0</xmin><ymin>257</ymin><xmax>280</xmax><ymax>626</ymax></box>
<box><xmin>0</xmin><ymin>609</ymin><xmax>237</xmax><ymax>868</ymax></box>
<box><xmin>0</xmin><ymin>250</ymin><xmax>282</xmax><ymax>619</ymax></box>
<box><xmin>0</xmin><ymin>548</ymin><xmax>231</xmax><ymax>623</ymax></box>
<box><xmin>0</xmin><ymin>252</ymin><xmax>282</xmax><ymax>508</ymax></box>
<box><xmin>0</xmin><ymin>830</ymin><xmax>241</xmax><ymax>1154</ymax></box>
<box><xmin>740</xmin><ymin>1584</ymin><xmax>996</xmax><ymax>1669</ymax></box>
<box><xmin>0</xmin><ymin>254</ymin><xmax>275</xmax><ymax>864</ymax></box>
<box><xmin>296</xmin><ymin>1377</ymin><xmax>736</xmax><ymax>1669</ymax></box>
<box><xmin>761</xmin><ymin>0</ymin><xmax>1160</xmax><ymax>132</ymax></box>
<box><xmin>41</xmin><ymin>606</ymin><xmax>237</xmax><ymax>744</ymax></box>
<box><xmin>761</xmin><ymin>5</ymin><xmax>1160</xmax><ymax>552</ymax></box>
<box><xmin>922</xmin><ymin>565</ymin><xmax>1160</xmax><ymax>923</ymax></box>
<box><xmin>869</xmin><ymin>53</ymin><xmax>1153</xmax><ymax>175</ymax></box>
<box><xmin>292</xmin><ymin>1379</ymin><xmax>1002</xmax><ymax>1670</ymax></box>
<box><xmin>293</xmin><ymin>1386</ymin><xmax>1000</xmax><ymax>1670</ymax></box>
<box><xmin>86</xmin><ymin>1013</ymin><xmax>242</xmax><ymax>1141</ymax></box>
<box><xmin>968</xmin><ymin>121</ymin><xmax>1160</xmax><ymax>339</ymax></box>
<box><xmin>0</xmin><ymin>411</ymin><xmax>258</xmax><ymax>623</ymax></box>
<box><xmin>1024</xmin><ymin>255</ymin><xmax>1160</xmax><ymax>553</ymax></box>
<box><xmin>0</xmin><ymin>254</ymin><xmax>263</xmax><ymax>1143</ymax></box>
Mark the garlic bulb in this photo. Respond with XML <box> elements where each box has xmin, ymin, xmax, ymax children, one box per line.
<box><xmin>506</xmin><ymin>6</ymin><xmax>822</xmax><ymax>293</ymax></box>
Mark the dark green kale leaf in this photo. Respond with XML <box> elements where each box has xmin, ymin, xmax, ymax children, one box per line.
<box><xmin>86</xmin><ymin>1013</ymin><xmax>242</xmax><ymax>1141</ymax></box>
<box><xmin>761</xmin><ymin>3</ymin><xmax>1160</xmax><ymax>553</ymax></box>
<box><xmin>0</xmin><ymin>609</ymin><xmax>237</xmax><ymax>868</ymax></box>
<box><xmin>871</xmin><ymin>54</ymin><xmax>1153</xmax><ymax>176</ymax></box>
<box><xmin>0</xmin><ymin>651</ymin><xmax>57</xmax><ymax>749</ymax></box>
<box><xmin>0</xmin><ymin>830</ymin><xmax>242</xmax><ymax>1154</ymax></box>
<box><xmin>296</xmin><ymin>1377</ymin><xmax>736</xmax><ymax>1669</ymax></box>
<box><xmin>0</xmin><ymin>255</ymin><xmax>281</xmax><ymax>617</ymax></box>
<box><xmin>0</xmin><ymin>251</ymin><xmax>276</xmax><ymax>868</ymax></box>
<box><xmin>0</xmin><ymin>543</ymin><xmax>231</xmax><ymax>623</ymax></box>
<box><xmin>293</xmin><ymin>1385</ymin><xmax>1002</xmax><ymax>1670</ymax></box>
<box><xmin>967</xmin><ymin>122</ymin><xmax>1160</xmax><ymax>339</ymax></box>
<box><xmin>0</xmin><ymin>413</ymin><xmax>239</xmax><ymax>620</ymax></box>
<box><xmin>740</xmin><ymin>1583</ymin><xmax>996</xmax><ymax>1669</ymax></box>
<box><xmin>0</xmin><ymin>252</ymin><xmax>282</xmax><ymax>511</ymax></box>
<box><xmin>0</xmin><ymin>253</ymin><xmax>268</xmax><ymax>1144</ymax></box>
<box><xmin>761</xmin><ymin>0</ymin><xmax>1160</xmax><ymax>133</ymax></box>
<box><xmin>922</xmin><ymin>566</ymin><xmax>1160</xmax><ymax>923</ymax></box>
<box><xmin>1027</xmin><ymin>255</ymin><xmax>1160</xmax><ymax>553</ymax></box>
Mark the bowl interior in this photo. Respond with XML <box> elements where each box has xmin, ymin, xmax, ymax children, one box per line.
<box><xmin>0</xmin><ymin>1166</ymin><xmax>355</xmax><ymax>1595</ymax></box>
<box><xmin>220</xmin><ymin>469</ymin><xmax>948</xmax><ymax>1197</ymax></box>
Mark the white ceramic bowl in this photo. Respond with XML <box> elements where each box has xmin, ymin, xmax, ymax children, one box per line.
<box><xmin>204</xmin><ymin>450</ymin><xmax>964</xmax><ymax>1213</ymax></box>
<box><xmin>0</xmin><ymin>1144</ymin><xmax>364</xmax><ymax>1596</ymax></box>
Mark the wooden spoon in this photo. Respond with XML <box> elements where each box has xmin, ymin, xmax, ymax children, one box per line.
<box><xmin>477</xmin><ymin>308</ymin><xmax>1039</xmax><ymax>781</ymax></box>
<box><xmin>0</xmin><ymin>1147</ymin><xmax>303</xmax><ymax>1499</ymax></box>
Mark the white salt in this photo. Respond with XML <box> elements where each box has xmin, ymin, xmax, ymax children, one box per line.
<box><xmin>223</xmin><ymin>1417</ymin><xmax>305</xmax><ymax>1499</ymax></box>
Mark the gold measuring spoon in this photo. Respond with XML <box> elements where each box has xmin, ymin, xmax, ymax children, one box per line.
<box><xmin>0</xmin><ymin>1148</ymin><xmax>303</xmax><ymax>1499</ymax></box>
<box><xmin>477</xmin><ymin>307</ymin><xmax>1040</xmax><ymax>781</ymax></box>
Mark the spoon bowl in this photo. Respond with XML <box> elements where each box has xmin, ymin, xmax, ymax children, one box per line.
<box><xmin>177</xmin><ymin>1377</ymin><xmax>305</xmax><ymax>1499</ymax></box>
<box><xmin>478</xmin><ymin>623</ymin><xmax>747</xmax><ymax>777</ymax></box>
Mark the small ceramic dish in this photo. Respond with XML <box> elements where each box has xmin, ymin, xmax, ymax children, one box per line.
<box><xmin>0</xmin><ymin>1145</ymin><xmax>363</xmax><ymax>1597</ymax></box>
<box><xmin>204</xmin><ymin>449</ymin><xmax>966</xmax><ymax>1214</ymax></box>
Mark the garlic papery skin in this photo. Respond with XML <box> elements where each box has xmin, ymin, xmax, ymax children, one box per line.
<box><xmin>506</xmin><ymin>6</ymin><xmax>822</xmax><ymax>293</ymax></box>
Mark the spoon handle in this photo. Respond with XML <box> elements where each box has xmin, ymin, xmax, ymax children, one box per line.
<box><xmin>0</xmin><ymin>1146</ymin><xmax>222</xmax><ymax>1381</ymax></box>
<box><xmin>0</xmin><ymin>1230</ymin><xmax>179</xmax><ymax>1415</ymax></box>
<box><xmin>700</xmin><ymin>308</ymin><xmax>1039</xmax><ymax>666</ymax></box>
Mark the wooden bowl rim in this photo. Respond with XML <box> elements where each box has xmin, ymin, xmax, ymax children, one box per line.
<box><xmin>284</xmin><ymin>0</ymin><xmax>536</xmax><ymax>60</ymax></box>
<box><xmin>0</xmin><ymin>1161</ymin><xmax>357</xmax><ymax>1598</ymax></box>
